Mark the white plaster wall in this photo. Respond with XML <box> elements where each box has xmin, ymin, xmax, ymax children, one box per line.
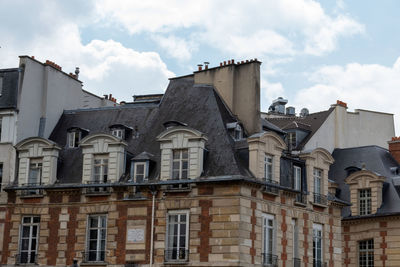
<box><xmin>0</xmin><ymin>111</ymin><xmax>17</xmax><ymax>144</ymax></box>
<box><xmin>304</xmin><ymin>111</ymin><xmax>336</xmax><ymax>153</ymax></box>
<box><xmin>81</xmin><ymin>90</ymin><xmax>116</xmax><ymax>108</ymax></box>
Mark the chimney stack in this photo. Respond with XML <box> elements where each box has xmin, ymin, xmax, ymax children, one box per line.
<box><xmin>75</xmin><ymin>67</ymin><xmax>80</xmax><ymax>79</ymax></box>
<box><xmin>389</xmin><ymin>137</ymin><xmax>400</xmax><ymax>164</ymax></box>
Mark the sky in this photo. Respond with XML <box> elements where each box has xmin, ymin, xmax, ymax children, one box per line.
<box><xmin>1</xmin><ymin>0</ymin><xmax>400</xmax><ymax>133</ymax></box>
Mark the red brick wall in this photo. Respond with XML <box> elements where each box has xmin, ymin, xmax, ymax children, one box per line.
<box><xmin>199</xmin><ymin>200</ymin><xmax>212</xmax><ymax>262</ymax></box>
<box><xmin>47</xmin><ymin>207</ymin><xmax>61</xmax><ymax>265</ymax></box>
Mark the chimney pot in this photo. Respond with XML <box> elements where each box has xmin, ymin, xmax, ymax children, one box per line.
<box><xmin>228</xmin><ymin>60</ymin><xmax>231</xmax><ymax>64</ymax></box>
<box><xmin>231</xmin><ymin>59</ymin><xmax>234</xmax><ymax>63</ymax></box>
<box><xmin>246</xmin><ymin>60</ymin><xmax>249</xmax><ymax>63</ymax></box>
<box><xmin>220</xmin><ymin>62</ymin><xmax>222</xmax><ymax>67</ymax></box>
<box><xmin>224</xmin><ymin>61</ymin><xmax>226</xmax><ymax>65</ymax></box>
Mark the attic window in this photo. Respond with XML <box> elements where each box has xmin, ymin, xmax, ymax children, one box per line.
<box><xmin>287</xmin><ymin>132</ymin><xmax>296</xmax><ymax>150</ymax></box>
<box><xmin>111</xmin><ymin>128</ymin><xmax>124</xmax><ymax>139</ymax></box>
<box><xmin>67</xmin><ymin>130</ymin><xmax>81</xmax><ymax>148</ymax></box>
<box><xmin>345</xmin><ymin>166</ymin><xmax>361</xmax><ymax>177</ymax></box>
<box><xmin>226</xmin><ymin>122</ymin><xmax>243</xmax><ymax>141</ymax></box>
<box><xmin>109</xmin><ymin>124</ymin><xmax>133</xmax><ymax>140</ymax></box>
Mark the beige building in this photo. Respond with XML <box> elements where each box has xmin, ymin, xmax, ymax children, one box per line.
<box><xmin>0</xmin><ymin>59</ymin><xmax>347</xmax><ymax>267</ymax></box>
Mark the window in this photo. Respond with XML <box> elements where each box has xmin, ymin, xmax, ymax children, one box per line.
<box><xmin>172</xmin><ymin>149</ymin><xmax>188</xmax><ymax>179</ymax></box>
<box><xmin>359</xmin><ymin>239</ymin><xmax>374</xmax><ymax>267</ymax></box>
<box><xmin>313</xmin><ymin>168</ymin><xmax>322</xmax><ymax>194</ymax></box>
<box><xmin>0</xmin><ymin>163</ymin><xmax>3</xmax><ymax>191</ymax></box>
<box><xmin>86</xmin><ymin>215</ymin><xmax>107</xmax><ymax>262</ymax></box>
<box><xmin>28</xmin><ymin>159</ymin><xmax>42</xmax><ymax>185</ymax></box>
<box><xmin>165</xmin><ymin>211</ymin><xmax>189</xmax><ymax>262</ymax></box>
<box><xmin>262</xmin><ymin>214</ymin><xmax>276</xmax><ymax>266</ymax></box>
<box><xmin>313</xmin><ymin>224</ymin><xmax>323</xmax><ymax>267</ymax></box>
<box><xmin>293</xmin><ymin>166</ymin><xmax>301</xmax><ymax>190</ymax></box>
<box><xmin>288</xmin><ymin>132</ymin><xmax>296</xmax><ymax>149</ymax></box>
<box><xmin>292</xmin><ymin>219</ymin><xmax>300</xmax><ymax>267</ymax></box>
<box><xmin>359</xmin><ymin>189</ymin><xmax>372</xmax><ymax>215</ymax></box>
<box><xmin>18</xmin><ymin>216</ymin><xmax>40</xmax><ymax>264</ymax></box>
<box><xmin>0</xmin><ymin>117</ymin><xmax>2</xmax><ymax>142</ymax></box>
<box><xmin>264</xmin><ymin>155</ymin><xmax>273</xmax><ymax>181</ymax></box>
<box><xmin>133</xmin><ymin>162</ymin><xmax>147</xmax><ymax>182</ymax></box>
<box><xmin>93</xmin><ymin>156</ymin><xmax>108</xmax><ymax>183</ymax></box>
<box><xmin>111</xmin><ymin>129</ymin><xmax>124</xmax><ymax>139</ymax></box>
<box><xmin>67</xmin><ymin>130</ymin><xmax>81</xmax><ymax>148</ymax></box>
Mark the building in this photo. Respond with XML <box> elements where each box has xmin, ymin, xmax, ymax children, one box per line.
<box><xmin>0</xmin><ymin>56</ymin><xmax>117</xmax><ymax>259</ymax></box>
<box><xmin>329</xmin><ymin>145</ymin><xmax>400</xmax><ymax>266</ymax></box>
<box><xmin>0</xmin><ymin>59</ymin><xmax>346</xmax><ymax>267</ymax></box>
<box><xmin>263</xmin><ymin>100</ymin><xmax>395</xmax><ymax>153</ymax></box>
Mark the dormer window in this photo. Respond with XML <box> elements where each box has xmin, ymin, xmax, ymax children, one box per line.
<box><xmin>226</xmin><ymin>122</ymin><xmax>243</xmax><ymax>141</ymax></box>
<box><xmin>93</xmin><ymin>155</ymin><xmax>108</xmax><ymax>183</ymax></box>
<box><xmin>287</xmin><ymin>132</ymin><xmax>296</xmax><ymax>149</ymax></box>
<box><xmin>67</xmin><ymin>127</ymin><xmax>88</xmax><ymax>148</ymax></box>
<box><xmin>293</xmin><ymin>165</ymin><xmax>301</xmax><ymax>190</ymax></box>
<box><xmin>28</xmin><ymin>159</ymin><xmax>42</xmax><ymax>185</ymax></box>
<box><xmin>112</xmin><ymin>129</ymin><xmax>124</xmax><ymax>139</ymax></box>
<box><xmin>172</xmin><ymin>149</ymin><xmax>188</xmax><ymax>179</ymax></box>
<box><xmin>130</xmin><ymin>152</ymin><xmax>153</xmax><ymax>183</ymax></box>
<box><xmin>133</xmin><ymin>162</ymin><xmax>146</xmax><ymax>182</ymax></box>
<box><xmin>109</xmin><ymin>124</ymin><xmax>133</xmax><ymax>140</ymax></box>
<box><xmin>359</xmin><ymin>189</ymin><xmax>372</xmax><ymax>215</ymax></box>
<box><xmin>264</xmin><ymin>154</ymin><xmax>273</xmax><ymax>181</ymax></box>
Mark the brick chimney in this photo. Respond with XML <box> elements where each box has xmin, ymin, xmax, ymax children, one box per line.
<box><xmin>388</xmin><ymin>137</ymin><xmax>400</xmax><ymax>164</ymax></box>
<box><xmin>193</xmin><ymin>59</ymin><xmax>261</xmax><ymax>135</ymax></box>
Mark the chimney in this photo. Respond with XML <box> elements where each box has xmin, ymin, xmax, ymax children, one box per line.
<box><xmin>204</xmin><ymin>62</ymin><xmax>209</xmax><ymax>70</ymax></box>
<box><xmin>75</xmin><ymin>67</ymin><xmax>80</xmax><ymax>79</ymax></box>
<box><xmin>197</xmin><ymin>64</ymin><xmax>203</xmax><ymax>71</ymax></box>
<box><xmin>193</xmin><ymin>59</ymin><xmax>261</xmax><ymax>134</ymax></box>
<box><xmin>389</xmin><ymin>137</ymin><xmax>400</xmax><ymax>164</ymax></box>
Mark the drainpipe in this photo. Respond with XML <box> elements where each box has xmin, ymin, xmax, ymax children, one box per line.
<box><xmin>149</xmin><ymin>189</ymin><xmax>156</xmax><ymax>267</ymax></box>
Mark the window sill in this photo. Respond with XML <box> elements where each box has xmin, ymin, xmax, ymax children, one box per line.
<box><xmin>19</xmin><ymin>194</ymin><xmax>45</xmax><ymax>199</ymax></box>
<box><xmin>163</xmin><ymin>261</ymin><xmax>189</xmax><ymax>265</ymax></box>
<box><xmin>80</xmin><ymin>262</ymin><xmax>107</xmax><ymax>266</ymax></box>
<box><xmin>84</xmin><ymin>192</ymin><xmax>111</xmax><ymax>197</ymax></box>
<box><xmin>311</xmin><ymin>202</ymin><xmax>328</xmax><ymax>208</ymax></box>
<box><xmin>164</xmin><ymin>185</ymin><xmax>192</xmax><ymax>192</ymax></box>
<box><xmin>294</xmin><ymin>201</ymin><xmax>307</xmax><ymax>207</ymax></box>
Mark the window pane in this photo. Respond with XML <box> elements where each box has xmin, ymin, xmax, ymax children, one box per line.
<box><xmin>136</xmin><ymin>164</ymin><xmax>144</xmax><ymax>174</ymax></box>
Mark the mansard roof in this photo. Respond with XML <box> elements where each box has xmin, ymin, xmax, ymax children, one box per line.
<box><xmin>50</xmin><ymin>76</ymin><xmax>251</xmax><ymax>183</ymax></box>
<box><xmin>329</xmin><ymin>145</ymin><xmax>400</xmax><ymax>218</ymax></box>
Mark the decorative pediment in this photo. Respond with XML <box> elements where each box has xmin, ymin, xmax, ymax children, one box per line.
<box><xmin>157</xmin><ymin>126</ymin><xmax>207</xmax><ymax>143</ymax></box>
<box><xmin>299</xmin><ymin>147</ymin><xmax>334</xmax><ymax>165</ymax></box>
<box><xmin>248</xmin><ymin>131</ymin><xmax>287</xmax><ymax>151</ymax></box>
<box><xmin>345</xmin><ymin>170</ymin><xmax>385</xmax><ymax>187</ymax></box>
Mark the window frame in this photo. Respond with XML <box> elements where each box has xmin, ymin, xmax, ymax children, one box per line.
<box><xmin>262</xmin><ymin>213</ymin><xmax>276</xmax><ymax>265</ymax></box>
<box><xmin>0</xmin><ymin>116</ymin><xmax>2</xmax><ymax>142</ymax></box>
<box><xmin>111</xmin><ymin>128</ymin><xmax>124</xmax><ymax>139</ymax></box>
<box><xmin>171</xmin><ymin>149</ymin><xmax>189</xmax><ymax>180</ymax></box>
<box><xmin>133</xmin><ymin>161</ymin><xmax>148</xmax><ymax>182</ymax></box>
<box><xmin>292</xmin><ymin>218</ymin><xmax>299</xmax><ymax>262</ymax></box>
<box><xmin>293</xmin><ymin>165</ymin><xmax>302</xmax><ymax>190</ymax></box>
<box><xmin>93</xmin><ymin>155</ymin><xmax>109</xmax><ymax>183</ymax></box>
<box><xmin>359</xmin><ymin>239</ymin><xmax>374</xmax><ymax>267</ymax></box>
<box><xmin>288</xmin><ymin>131</ymin><xmax>296</xmax><ymax>149</ymax></box>
<box><xmin>86</xmin><ymin>214</ymin><xmax>107</xmax><ymax>262</ymax></box>
<box><xmin>165</xmin><ymin>210</ymin><xmax>190</xmax><ymax>262</ymax></box>
<box><xmin>18</xmin><ymin>216</ymin><xmax>40</xmax><ymax>264</ymax></box>
<box><xmin>313</xmin><ymin>168</ymin><xmax>322</xmax><ymax>195</ymax></box>
<box><xmin>28</xmin><ymin>158</ymin><xmax>43</xmax><ymax>185</ymax></box>
<box><xmin>312</xmin><ymin>223</ymin><xmax>323</xmax><ymax>267</ymax></box>
<box><xmin>359</xmin><ymin>189</ymin><xmax>372</xmax><ymax>215</ymax></box>
<box><xmin>264</xmin><ymin>154</ymin><xmax>273</xmax><ymax>181</ymax></box>
<box><xmin>0</xmin><ymin>162</ymin><xmax>3</xmax><ymax>192</ymax></box>
<box><xmin>67</xmin><ymin>130</ymin><xmax>81</xmax><ymax>148</ymax></box>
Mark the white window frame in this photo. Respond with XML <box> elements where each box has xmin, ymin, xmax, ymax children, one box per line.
<box><xmin>27</xmin><ymin>158</ymin><xmax>42</xmax><ymax>185</ymax></box>
<box><xmin>313</xmin><ymin>168</ymin><xmax>322</xmax><ymax>195</ymax></box>
<box><xmin>264</xmin><ymin>154</ymin><xmax>273</xmax><ymax>181</ymax></box>
<box><xmin>133</xmin><ymin>161</ymin><xmax>147</xmax><ymax>182</ymax></box>
<box><xmin>93</xmin><ymin>155</ymin><xmax>109</xmax><ymax>183</ymax></box>
<box><xmin>262</xmin><ymin>213</ymin><xmax>276</xmax><ymax>266</ymax></box>
<box><xmin>165</xmin><ymin>210</ymin><xmax>189</xmax><ymax>262</ymax></box>
<box><xmin>171</xmin><ymin>149</ymin><xmax>189</xmax><ymax>179</ymax></box>
<box><xmin>19</xmin><ymin>216</ymin><xmax>40</xmax><ymax>264</ymax></box>
<box><xmin>67</xmin><ymin>130</ymin><xmax>81</xmax><ymax>148</ymax></box>
<box><xmin>111</xmin><ymin>129</ymin><xmax>124</xmax><ymax>139</ymax></box>
<box><xmin>313</xmin><ymin>223</ymin><xmax>323</xmax><ymax>267</ymax></box>
<box><xmin>86</xmin><ymin>214</ymin><xmax>107</xmax><ymax>262</ymax></box>
<box><xmin>359</xmin><ymin>189</ymin><xmax>372</xmax><ymax>215</ymax></box>
<box><xmin>294</xmin><ymin>166</ymin><xmax>301</xmax><ymax>190</ymax></box>
<box><xmin>288</xmin><ymin>132</ymin><xmax>296</xmax><ymax>149</ymax></box>
<box><xmin>359</xmin><ymin>239</ymin><xmax>374</xmax><ymax>267</ymax></box>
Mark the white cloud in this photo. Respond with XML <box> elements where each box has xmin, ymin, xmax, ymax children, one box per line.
<box><xmin>94</xmin><ymin>0</ymin><xmax>363</xmax><ymax>58</ymax></box>
<box><xmin>261</xmin><ymin>78</ymin><xmax>286</xmax><ymax>110</ymax></box>
<box><xmin>292</xmin><ymin>58</ymin><xmax>400</xmax><ymax>133</ymax></box>
<box><xmin>0</xmin><ymin>1</ymin><xmax>174</xmax><ymax>102</ymax></box>
<box><xmin>151</xmin><ymin>35</ymin><xmax>196</xmax><ymax>61</ymax></box>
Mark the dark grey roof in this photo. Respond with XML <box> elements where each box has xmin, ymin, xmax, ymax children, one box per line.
<box><xmin>266</xmin><ymin>108</ymin><xmax>334</xmax><ymax>149</ymax></box>
<box><xmin>0</xmin><ymin>68</ymin><xmax>19</xmax><ymax>110</ymax></box>
<box><xmin>329</xmin><ymin>146</ymin><xmax>400</xmax><ymax>217</ymax></box>
<box><xmin>50</xmin><ymin>77</ymin><xmax>250</xmax><ymax>183</ymax></box>
<box><xmin>261</xmin><ymin>118</ymin><xmax>286</xmax><ymax>135</ymax></box>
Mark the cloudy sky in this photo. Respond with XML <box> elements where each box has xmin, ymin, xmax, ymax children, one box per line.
<box><xmin>1</xmin><ymin>0</ymin><xmax>400</xmax><ymax>133</ymax></box>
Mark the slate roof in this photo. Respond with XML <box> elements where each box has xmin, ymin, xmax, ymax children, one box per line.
<box><xmin>0</xmin><ymin>68</ymin><xmax>19</xmax><ymax>110</ymax></box>
<box><xmin>49</xmin><ymin>76</ymin><xmax>251</xmax><ymax>183</ymax></box>
<box><xmin>329</xmin><ymin>146</ymin><xmax>400</xmax><ymax>218</ymax></box>
<box><xmin>265</xmin><ymin>108</ymin><xmax>334</xmax><ymax>149</ymax></box>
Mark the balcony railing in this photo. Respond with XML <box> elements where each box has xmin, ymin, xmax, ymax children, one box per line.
<box><xmin>313</xmin><ymin>193</ymin><xmax>328</xmax><ymax>205</ymax></box>
<box><xmin>165</xmin><ymin>181</ymin><xmax>191</xmax><ymax>191</ymax></box>
<box><xmin>15</xmin><ymin>252</ymin><xmax>38</xmax><ymax>264</ymax></box>
<box><xmin>293</xmin><ymin>257</ymin><xmax>301</xmax><ymax>267</ymax></box>
<box><xmin>82</xmin><ymin>250</ymin><xmax>106</xmax><ymax>263</ymax></box>
<box><xmin>313</xmin><ymin>260</ymin><xmax>327</xmax><ymax>267</ymax></box>
<box><xmin>295</xmin><ymin>193</ymin><xmax>307</xmax><ymax>205</ymax></box>
<box><xmin>262</xmin><ymin>253</ymin><xmax>278</xmax><ymax>267</ymax></box>
<box><xmin>164</xmin><ymin>248</ymin><xmax>189</xmax><ymax>262</ymax></box>
<box><xmin>264</xmin><ymin>179</ymin><xmax>279</xmax><ymax>195</ymax></box>
<box><xmin>84</xmin><ymin>181</ymin><xmax>111</xmax><ymax>195</ymax></box>
<box><xmin>18</xmin><ymin>183</ymin><xmax>44</xmax><ymax>197</ymax></box>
